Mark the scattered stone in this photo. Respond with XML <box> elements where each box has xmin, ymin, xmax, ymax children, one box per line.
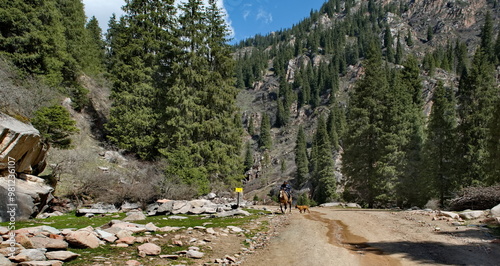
<box><xmin>125</xmin><ymin>260</ymin><xmax>142</xmax><ymax>266</ymax></box>
<box><xmin>158</xmin><ymin>226</ymin><xmax>183</xmax><ymax>232</ymax></box>
<box><xmin>10</xmin><ymin>249</ymin><xmax>46</xmax><ymax>262</ymax></box>
<box><xmin>226</xmin><ymin>255</ymin><xmax>237</xmax><ymax>262</ymax></box>
<box><xmin>491</xmin><ymin>203</ymin><xmax>500</xmax><ymax>217</ymax></box>
<box><xmin>213</xmin><ymin>209</ymin><xmax>250</xmax><ymax>218</ymax></box>
<box><xmin>18</xmin><ymin>261</ymin><xmax>63</xmax><ymax>266</ymax></box>
<box><xmin>30</xmin><ymin>236</ymin><xmax>68</xmax><ymax>250</ymax></box>
<box><xmin>160</xmin><ymin>254</ymin><xmax>179</xmax><ymax>259</ymax></box>
<box><xmin>116</xmin><ymin>230</ymin><xmax>133</xmax><ymax>240</ymax></box>
<box><xmin>121</xmin><ymin>202</ymin><xmax>141</xmax><ymax>212</ymax></box>
<box><xmin>137</xmin><ymin>243</ymin><xmax>161</xmax><ymax>256</ymax></box>
<box><xmin>94</xmin><ymin>229</ymin><xmax>117</xmax><ymax>243</ymax></box>
<box><xmin>319</xmin><ymin>202</ymin><xmax>345</xmax><ymax>207</ymax></box>
<box><xmin>459</xmin><ymin>211</ymin><xmax>485</xmax><ymax>220</ymax></box>
<box><xmin>227</xmin><ymin>226</ymin><xmax>244</xmax><ymax>233</ymax></box>
<box><xmin>0</xmin><ymin>254</ymin><xmax>14</xmax><ymax>265</ymax></box>
<box><xmin>346</xmin><ymin>203</ymin><xmax>362</xmax><ymax>208</ymax></box>
<box><xmin>0</xmin><ymin>227</ymin><xmax>9</xmax><ymax>235</ymax></box>
<box><xmin>65</xmin><ymin>230</ymin><xmax>100</xmax><ymax>248</ymax></box>
<box><xmin>15</xmin><ymin>234</ymin><xmax>34</xmax><ymax>249</ymax></box>
<box><xmin>186</xmin><ymin>250</ymin><xmax>204</xmax><ymax>259</ymax></box>
<box><xmin>206</xmin><ymin>228</ymin><xmax>216</xmax><ymax>235</ymax></box>
<box><xmin>123</xmin><ymin>211</ymin><xmax>146</xmax><ymax>221</ymax></box>
<box><xmin>45</xmin><ymin>251</ymin><xmax>80</xmax><ymax>261</ymax></box>
<box><xmin>116</xmin><ymin>243</ymin><xmax>129</xmax><ymax>248</ymax></box>
<box><xmin>117</xmin><ymin>236</ymin><xmax>136</xmax><ymax>245</ymax></box>
<box><xmin>144</xmin><ymin>222</ymin><xmax>159</xmax><ymax>232</ymax></box>
<box><xmin>438</xmin><ymin>211</ymin><xmax>459</xmax><ymax>220</ymax></box>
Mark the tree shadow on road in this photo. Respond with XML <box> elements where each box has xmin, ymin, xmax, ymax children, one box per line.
<box><xmin>346</xmin><ymin>240</ymin><xmax>499</xmax><ymax>265</ymax></box>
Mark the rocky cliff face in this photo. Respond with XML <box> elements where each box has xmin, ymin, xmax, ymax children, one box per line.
<box><xmin>0</xmin><ymin>113</ymin><xmax>48</xmax><ymax>175</ymax></box>
<box><xmin>0</xmin><ymin>113</ymin><xmax>53</xmax><ymax>222</ymax></box>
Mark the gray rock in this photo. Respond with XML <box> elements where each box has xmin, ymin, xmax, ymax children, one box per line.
<box><xmin>120</xmin><ymin>202</ymin><xmax>140</xmax><ymax>211</ymax></box>
<box><xmin>65</xmin><ymin>230</ymin><xmax>100</xmax><ymax>248</ymax></box>
<box><xmin>491</xmin><ymin>203</ymin><xmax>500</xmax><ymax>217</ymax></box>
<box><xmin>0</xmin><ymin>254</ymin><xmax>14</xmax><ymax>265</ymax></box>
<box><xmin>206</xmin><ymin>193</ymin><xmax>217</xmax><ymax>199</ymax></box>
<box><xmin>123</xmin><ymin>211</ymin><xmax>146</xmax><ymax>221</ymax></box>
<box><xmin>146</xmin><ymin>203</ymin><xmax>160</xmax><ymax>216</ymax></box>
<box><xmin>168</xmin><ymin>215</ymin><xmax>188</xmax><ymax>220</ymax></box>
<box><xmin>0</xmin><ymin>226</ymin><xmax>9</xmax><ymax>235</ymax></box>
<box><xmin>172</xmin><ymin>201</ymin><xmax>192</xmax><ymax>214</ymax></box>
<box><xmin>137</xmin><ymin>243</ymin><xmax>161</xmax><ymax>256</ymax></box>
<box><xmin>18</xmin><ymin>261</ymin><xmax>63</xmax><ymax>266</ymax></box>
<box><xmin>30</xmin><ymin>236</ymin><xmax>68</xmax><ymax>250</ymax></box>
<box><xmin>0</xmin><ymin>178</ymin><xmax>54</xmax><ymax>222</ymax></box>
<box><xmin>213</xmin><ymin>209</ymin><xmax>250</xmax><ymax>218</ymax></box>
<box><xmin>346</xmin><ymin>203</ymin><xmax>362</xmax><ymax>208</ymax></box>
<box><xmin>10</xmin><ymin>248</ymin><xmax>46</xmax><ymax>262</ymax></box>
<box><xmin>45</xmin><ymin>251</ymin><xmax>79</xmax><ymax>261</ymax></box>
<box><xmin>0</xmin><ymin>113</ymin><xmax>48</xmax><ymax>174</ymax></box>
<box><xmin>186</xmin><ymin>250</ymin><xmax>204</xmax><ymax>259</ymax></box>
<box><xmin>157</xmin><ymin>201</ymin><xmax>174</xmax><ymax>214</ymax></box>
<box><xmin>319</xmin><ymin>202</ymin><xmax>345</xmax><ymax>207</ymax></box>
<box><xmin>459</xmin><ymin>211</ymin><xmax>485</xmax><ymax>220</ymax></box>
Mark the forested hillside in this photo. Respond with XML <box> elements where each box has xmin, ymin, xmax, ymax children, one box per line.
<box><xmin>1</xmin><ymin>0</ymin><xmax>499</xmax><ymax>209</ymax></box>
<box><xmin>235</xmin><ymin>0</ymin><xmax>500</xmax><ymax>208</ymax></box>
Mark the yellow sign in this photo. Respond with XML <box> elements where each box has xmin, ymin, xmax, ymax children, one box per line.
<box><xmin>235</xmin><ymin>187</ymin><xmax>243</xmax><ymax>193</ymax></box>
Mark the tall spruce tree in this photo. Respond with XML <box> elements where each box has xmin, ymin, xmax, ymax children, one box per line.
<box><xmin>343</xmin><ymin>41</ymin><xmax>394</xmax><ymax>207</ymax></box>
<box><xmin>107</xmin><ymin>0</ymin><xmax>176</xmax><ymax>160</ymax></box>
<box><xmin>456</xmin><ymin>50</ymin><xmax>497</xmax><ymax>186</ymax></box>
<box><xmin>161</xmin><ymin>0</ymin><xmax>243</xmax><ymax>192</ymax></box>
<box><xmin>396</xmin><ymin>55</ymin><xmax>427</xmax><ymax>207</ymax></box>
<box><xmin>295</xmin><ymin>126</ymin><xmax>309</xmax><ymax>188</ymax></box>
<box><xmin>486</xmin><ymin>98</ymin><xmax>500</xmax><ymax>185</ymax></box>
<box><xmin>422</xmin><ymin>82</ymin><xmax>458</xmax><ymax>206</ymax></box>
<box><xmin>259</xmin><ymin>113</ymin><xmax>272</xmax><ymax>150</ymax></box>
<box><xmin>311</xmin><ymin>115</ymin><xmax>337</xmax><ymax>203</ymax></box>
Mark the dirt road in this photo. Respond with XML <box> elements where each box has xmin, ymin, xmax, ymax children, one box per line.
<box><xmin>241</xmin><ymin>207</ymin><xmax>500</xmax><ymax>266</ymax></box>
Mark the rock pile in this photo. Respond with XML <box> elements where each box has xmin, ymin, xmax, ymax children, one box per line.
<box><xmin>0</xmin><ymin>206</ymin><xmax>260</xmax><ymax>265</ymax></box>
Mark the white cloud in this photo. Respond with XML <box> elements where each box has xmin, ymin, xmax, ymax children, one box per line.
<box><xmin>256</xmin><ymin>8</ymin><xmax>272</xmax><ymax>24</ymax></box>
<box><xmin>243</xmin><ymin>10</ymin><xmax>251</xmax><ymax>20</ymax></box>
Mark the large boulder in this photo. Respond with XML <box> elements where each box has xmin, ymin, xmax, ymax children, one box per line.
<box><xmin>0</xmin><ymin>113</ymin><xmax>52</xmax><ymax>222</ymax></box>
<box><xmin>0</xmin><ymin>177</ymin><xmax>54</xmax><ymax>222</ymax></box>
<box><xmin>0</xmin><ymin>113</ymin><xmax>48</xmax><ymax>174</ymax></box>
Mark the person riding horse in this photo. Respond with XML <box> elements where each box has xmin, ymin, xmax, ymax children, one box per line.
<box><xmin>280</xmin><ymin>181</ymin><xmax>292</xmax><ymax>198</ymax></box>
<box><xmin>279</xmin><ymin>180</ymin><xmax>292</xmax><ymax>213</ymax></box>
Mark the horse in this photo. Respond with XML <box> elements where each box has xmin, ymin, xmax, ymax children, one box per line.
<box><xmin>279</xmin><ymin>189</ymin><xmax>292</xmax><ymax>214</ymax></box>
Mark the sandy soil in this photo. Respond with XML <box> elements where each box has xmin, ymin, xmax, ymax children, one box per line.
<box><xmin>239</xmin><ymin>206</ymin><xmax>500</xmax><ymax>266</ymax></box>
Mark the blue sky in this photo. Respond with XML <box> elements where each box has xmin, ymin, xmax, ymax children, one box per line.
<box><xmin>82</xmin><ymin>0</ymin><xmax>328</xmax><ymax>43</ymax></box>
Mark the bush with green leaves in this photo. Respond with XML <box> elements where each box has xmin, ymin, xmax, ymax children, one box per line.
<box><xmin>32</xmin><ymin>104</ymin><xmax>79</xmax><ymax>149</ymax></box>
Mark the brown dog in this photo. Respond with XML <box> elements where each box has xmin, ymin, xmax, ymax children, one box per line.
<box><xmin>295</xmin><ymin>205</ymin><xmax>311</xmax><ymax>213</ymax></box>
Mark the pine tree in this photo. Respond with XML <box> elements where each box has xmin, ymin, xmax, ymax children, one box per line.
<box><xmin>422</xmin><ymin>82</ymin><xmax>458</xmax><ymax>206</ymax></box>
<box><xmin>295</xmin><ymin>126</ymin><xmax>309</xmax><ymax>187</ymax></box>
<box><xmin>405</xmin><ymin>29</ymin><xmax>414</xmax><ymax>47</ymax></box>
<box><xmin>107</xmin><ymin>0</ymin><xmax>176</xmax><ymax>160</ymax></box>
<box><xmin>311</xmin><ymin>115</ymin><xmax>337</xmax><ymax>203</ymax></box>
<box><xmin>259</xmin><ymin>113</ymin><xmax>272</xmax><ymax>150</ymax></box>
<box><xmin>343</xmin><ymin>41</ymin><xmax>394</xmax><ymax>207</ymax></box>
<box><xmin>395</xmin><ymin>34</ymin><xmax>403</xmax><ymax>65</ymax></box>
<box><xmin>161</xmin><ymin>0</ymin><xmax>243</xmax><ymax>192</ymax></box>
<box><xmin>486</xmin><ymin>98</ymin><xmax>500</xmax><ymax>185</ymax></box>
<box><xmin>85</xmin><ymin>16</ymin><xmax>106</xmax><ymax>74</ymax></box>
<box><xmin>244</xmin><ymin>141</ymin><xmax>254</xmax><ymax>171</ymax></box>
<box><xmin>479</xmin><ymin>11</ymin><xmax>494</xmax><ymax>63</ymax></box>
<box><xmin>456</xmin><ymin>50</ymin><xmax>497</xmax><ymax>187</ymax></box>
<box><xmin>247</xmin><ymin>116</ymin><xmax>255</xmax><ymax>136</ymax></box>
<box><xmin>326</xmin><ymin>107</ymin><xmax>340</xmax><ymax>150</ymax></box>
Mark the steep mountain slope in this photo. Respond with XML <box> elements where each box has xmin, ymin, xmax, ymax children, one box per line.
<box><xmin>236</xmin><ymin>0</ymin><xmax>500</xmax><ymax>203</ymax></box>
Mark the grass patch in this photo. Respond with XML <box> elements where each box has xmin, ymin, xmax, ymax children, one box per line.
<box><xmin>1</xmin><ymin>208</ymin><xmax>273</xmax><ymax>265</ymax></box>
<box><xmin>0</xmin><ymin>211</ymin><xmax>127</xmax><ymax>229</ymax></box>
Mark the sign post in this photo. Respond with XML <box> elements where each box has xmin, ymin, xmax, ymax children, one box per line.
<box><xmin>235</xmin><ymin>187</ymin><xmax>243</xmax><ymax>208</ymax></box>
